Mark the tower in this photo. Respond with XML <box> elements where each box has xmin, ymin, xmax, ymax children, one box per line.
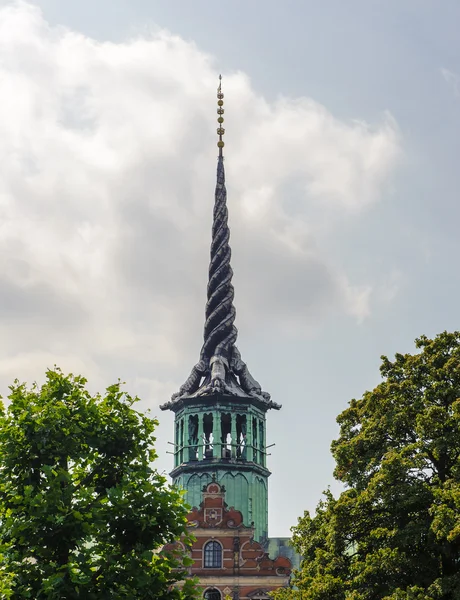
<box><xmin>161</xmin><ymin>77</ymin><xmax>280</xmax><ymax>544</ymax></box>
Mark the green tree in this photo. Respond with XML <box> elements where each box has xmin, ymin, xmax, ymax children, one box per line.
<box><xmin>0</xmin><ymin>368</ymin><xmax>197</xmax><ymax>599</ymax></box>
<box><xmin>278</xmin><ymin>331</ymin><xmax>460</xmax><ymax>600</ymax></box>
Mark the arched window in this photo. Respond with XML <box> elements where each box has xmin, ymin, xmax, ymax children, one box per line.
<box><xmin>203</xmin><ymin>540</ymin><xmax>222</xmax><ymax>568</ymax></box>
<box><xmin>203</xmin><ymin>589</ymin><xmax>221</xmax><ymax>600</ymax></box>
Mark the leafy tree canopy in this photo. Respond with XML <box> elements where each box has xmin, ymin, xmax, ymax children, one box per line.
<box><xmin>0</xmin><ymin>368</ymin><xmax>197</xmax><ymax>599</ymax></box>
<box><xmin>277</xmin><ymin>331</ymin><xmax>460</xmax><ymax>600</ymax></box>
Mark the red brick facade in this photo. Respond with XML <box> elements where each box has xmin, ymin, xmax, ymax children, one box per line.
<box><xmin>164</xmin><ymin>481</ymin><xmax>291</xmax><ymax>600</ymax></box>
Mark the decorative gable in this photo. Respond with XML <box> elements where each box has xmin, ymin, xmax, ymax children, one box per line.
<box><xmin>186</xmin><ymin>481</ymin><xmax>251</xmax><ymax>532</ymax></box>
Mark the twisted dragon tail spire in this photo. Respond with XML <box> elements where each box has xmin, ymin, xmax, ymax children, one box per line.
<box><xmin>200</xmin><ymin>148</ymin><xmax>237</xmax><ymax>362</ymax></box>
<box><xmin>162</xmin><ymin>76</ymin><xmax>277</xmax><ymax>409</ymax></box>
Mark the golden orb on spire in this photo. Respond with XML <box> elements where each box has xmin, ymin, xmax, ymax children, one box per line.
<box><xmin>217</xmin><ymin>75</ymin><xmax>225</xmax><ymax>151</ymax></box>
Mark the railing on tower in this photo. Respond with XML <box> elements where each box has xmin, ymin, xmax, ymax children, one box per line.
<box><xmin>169</xmin><ymin>410</ymin><xmax>274</xmax><ymax>469</ymax></box>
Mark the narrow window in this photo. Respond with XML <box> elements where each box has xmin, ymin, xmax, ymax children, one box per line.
<box><xmin>259</xmin><ymin>420</ymin><xmax>265</xmax><ymax>466</ymax></box>
<box><xmin>203</xmin><ymin>540</ymin><xmax>222</xmax><ymax>568</ymax></box>
<box><xmin>175</xmin><ymin>421</ymin><xmax>180</xmax><ymax>466</ymax></box>
<box><xmin>203</xmin><ymin>413</ymin><xmax>213</xmax><ymax>458</ymax></box>
<box><xmin>253</xmin><ymin>417</ymin><xmax>258</xmax><ymax>463</ymax></box>
<box><xmin>220</xmin><ymin>413</ymin><xmax>231</xmax><ymax>458</ymax></box>
<box><xmin>179</xmin><ymin>418</ymin><xmax>184</xmax><ymax>463</ymax></box>
<box><xmin>236</xmin><ymin>414</ymin><xmax>247</xmax><ymax>459</ymax></box>
<box><xmin>188</xmin><ymin>414</ymin><xmax>198</xmax><ymax>461</ymax></box>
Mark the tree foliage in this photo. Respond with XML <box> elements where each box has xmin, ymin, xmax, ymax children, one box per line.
<box><xmin>278</xmin><ymin>331</ymin><xmax>460</xmax><ymax>600</ymax></box>
<box><xmin>0</xmin><ymin>368</ymin><xmax>197</xmax><ymax>599</ymax></box>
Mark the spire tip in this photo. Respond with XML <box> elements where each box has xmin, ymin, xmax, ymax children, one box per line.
<box><xmin>217</xmin><ymin>75</ymin><xmax>225</xmax><ymax>156</ymax></box>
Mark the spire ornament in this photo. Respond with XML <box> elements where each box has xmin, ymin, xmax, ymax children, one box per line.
<box><xmin>217</xmin><ymin>74</ymin><xmax>225</xmax><ymax>156</ymax></box>
<box><xmin>161</xmin><ymin>77</ymin><xmax>279</xmax><ymax>411</ymax></box>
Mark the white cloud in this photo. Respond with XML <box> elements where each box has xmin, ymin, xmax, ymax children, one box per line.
<box><xmin>0</xmin><ymin>1</ymin><xmax>401</xmax><ymax>402</ymax></box>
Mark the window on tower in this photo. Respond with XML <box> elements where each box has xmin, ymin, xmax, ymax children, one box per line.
<box><xmin>253</xmin><ymin>417</ymin><xmax>259</xmax><ymax>464</ymax></box>
<box><xmin>203</xmin><ymin>413</ymin><xmax>214</xmax><ymax>459</ymax></box>
<box><xmin>188</xmin><ymin>414</ymin><xmax>199</xmax><ymax>461</ymax></box>
<box><xmin>221</xmin><ymin>413</ymin><xmax>231</xmax><ymax>458</ymax></box>
<box><xmin>203</xmin><ymin>540</ymin><xmax>222</xmax><ymax>568</ymax></box>
<box><xmin>179</xmin><ymin>418</ymin><xmax>184</xmax><ymax>463</ymax></box>
<box><xmin>175</xmin><ymin>421</ymin><xmax>180</xmax><ymax>467</ymax></box>
<box><xmin>259</xmin><ymin>420</ymin><xmax>265</xmax><ymax>466</ymax></box>
<box><xmin>236</xmin><ymin>414</ymin><xmax>247</xmax><ymax>459</ymax></box>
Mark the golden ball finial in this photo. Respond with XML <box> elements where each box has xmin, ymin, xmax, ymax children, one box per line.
<box><xmin>217</xmin><ymin>75</ymin><xmax>225</xmax><ymax>154</ymax></box>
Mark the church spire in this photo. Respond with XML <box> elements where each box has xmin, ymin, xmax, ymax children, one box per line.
<box><xmin>161</xmin><ymin>77</ymin><xmax>279</xmax><ymax>410</ymax></box>
<box><xmin>201</xmin><ymin>76</ymin><xmax>237</xmax><ymax>363</ymax></box>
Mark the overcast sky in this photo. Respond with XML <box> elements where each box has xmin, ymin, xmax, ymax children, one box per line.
<box><xmin>0</xmin><ymin>0</ymin><xmax>459</xmax><ymax>537</ymax></box>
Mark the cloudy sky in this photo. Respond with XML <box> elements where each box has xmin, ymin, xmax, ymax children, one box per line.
<box><xmin>0</xmin><ymin>0</ymin><xmax>459</xmax><ymax>536</ymax></box>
